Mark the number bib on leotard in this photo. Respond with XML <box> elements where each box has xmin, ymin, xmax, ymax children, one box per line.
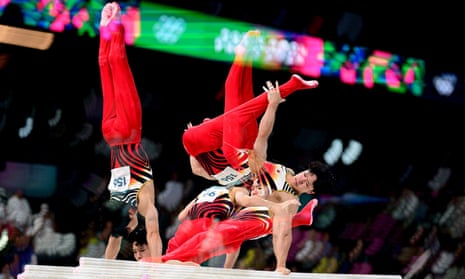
<box><xmin>108</xmin><ymin>166</ymin><xmax>131</xmax><ymax>192</ymax></box>
<box><xmin>212</xmin><ymin>166</ymin><xmax>251</xmax><ymax>186</ymax></box>
<box><xmin>195</xmin><ymin>186</ymin><xmax>230</xmax><ymax>203</ymax></box>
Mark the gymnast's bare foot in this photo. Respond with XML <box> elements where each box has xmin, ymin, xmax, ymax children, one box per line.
<box><xmin>235</xmin><ymin>30</ymin><xmax>260</xmax><ymax>61</ymax></box>
<box><xmin>100</xmin><ymin>2</ymin><xmax>120</xmax><ymax>27</ymax></box>
<box><xmin>275</xmin><ymin>267</ymin><xmax>291</xmax><ymax>275</ymax></box>
<box><xmin>289</xmin><ymin>74</ymin><xmax>319</xmax><ymax>90</ymax></box>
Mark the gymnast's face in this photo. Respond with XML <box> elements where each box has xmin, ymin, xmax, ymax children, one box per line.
<box><xmin>293</xmin><ymin>170</ymin><xmax>316</xmax><ymax>195</ymax></box>
<box><xmin>133</xmin><ymin>242</ymin><xmax>150</xmax><ymax>261</ymax></box>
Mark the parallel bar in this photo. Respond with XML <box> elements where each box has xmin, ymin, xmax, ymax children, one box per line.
<box><xmin>19</xmin><ymin>257</ymin><xmax>403</xmax><ymax>279</ymax></box>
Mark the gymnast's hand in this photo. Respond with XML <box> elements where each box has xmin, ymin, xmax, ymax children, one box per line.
<box><xmin>248</xmin><ymin>149</ymin><xmax>265</xmax><ymax>178</ymax></box>
<box><xmin>263</xmin><ymin>80</ymin><xmax>285</xmax><ymax>107</ymax></box>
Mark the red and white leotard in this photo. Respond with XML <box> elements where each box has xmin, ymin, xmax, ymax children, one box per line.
<box><xmin>99</xmin><ymin>24</ymin><xmax>153</xmax><ymax>208</ymax></box>
<box><xmin>166</xmin><ymin>186</ymin><xmax>237</xmax><ymax>252</ymax></box>
<box><xmin>182</xmin><ymin>53</ymin><xmax>315</xmax><ymax>187</ymax></box>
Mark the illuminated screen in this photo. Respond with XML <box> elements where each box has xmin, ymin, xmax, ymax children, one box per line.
<box><xmin>135</xmin><ymin>2</ymin><xmax>425</xmax><ymax>95</ymax></box>
<box><xmin>0</xmin><ymin>0</ymin><xmax>425</xmax><ymax>95</ymax></box>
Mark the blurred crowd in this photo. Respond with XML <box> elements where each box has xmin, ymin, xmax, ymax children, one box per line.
<box><xmin>1</xmin><ymin>161</ymin><xmax>464</xmax><ymax>279</ymax></box>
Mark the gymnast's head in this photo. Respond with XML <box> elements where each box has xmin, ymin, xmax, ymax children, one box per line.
<box><xmin>285</xmin><ymin>161</ymin><xmax>336</xmax><ymax>196</ymax></box>
<box><xmin>127</xmin><ymin>227</ymin><xmax>150</xmax><ymax>261</ymax></box>
<box><xmin>298</xmin><ymin>160</ymin><xmax>336</xmax><ymax>195</ymax></box>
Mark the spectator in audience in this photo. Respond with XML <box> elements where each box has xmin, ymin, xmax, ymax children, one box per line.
<box><xmin>0</xmin><ymin>188</ymin><xmax>8</xmax><ymax>225</ymax></box>
<box><xmin>157</xmin><ymin>170</ymin><xmax>184</xmax><ymax>213</ymax></box>
<box><xmin>6</xmin><ymin>189</ymin><xmax>32</xmax><ymax>233</ymax></box>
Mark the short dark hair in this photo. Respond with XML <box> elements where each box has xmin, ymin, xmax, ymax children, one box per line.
<box><xmin>308</xmin><ymin>161</ymin><xmax>335</xmax><ymax>193</ymax></box>
<box><xmin>127</xmin><ymin>227</ymin><xmax>147</xmax><ymax>246</ymax></box>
